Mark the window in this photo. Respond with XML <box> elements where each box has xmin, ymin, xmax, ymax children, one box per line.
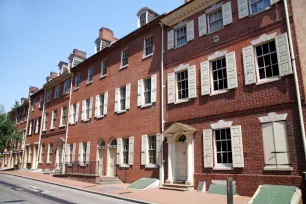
<box><xmin>31</xmin><ymin>99</ymin><xmax>35</xmax><ymax>111</ymax></box>
<box><xmin>250</xmin><ymin>0</ymin><xmax>270</xmax><ymax>15</ymax></box>
<box><xmin>176</xmin><ymin>70</ymin><xmax>189</xmax><ymax>100</ymax></box>
<box><xmin>54</xmin><ymin>85</ymin><xmax>60</xmax><ymax>99</ymax></box>
<box><xmin>255</xmin><ymin>41</ymin><xmax>279</xmax><ymax>80</ymax></box>
<box><xmin>211</xmin><ymin>57</ymin><xmax>228</xmax><ymax>91</ymax></box>
<box><xmin>72</xmin><ymin>58</ymin><xmax>82</xmax><ymax>67</ymax></box>
<box><xmin>139</xmin><ymin>12</ymin><xmax>147</xmax><ymax>27</ymax></box>
<box><xmin>75</xmin><ymin>73</ymin><xmax>81</xmax><ymax>88</ymax></box>
<box><xmin>35</xmin><ymin>117</ymin><xmax>40</xmax><ymax>134</ymax></box>
<box><xmin>215</xmin><ymin>129</ymin><xmax>232</xmax><ymax>167</ymax></box>
<box><xmin>28</xmin><ymin>120</ymin><xmax>34</xmax><ymax>135</ymax></box>
<box><xmin>148</xmin><ymin>136</ymin><xmax>156</xmax><ymax>164</ymax></box>
<box><xmin>88</xmin><ymin>67</ymin><xmax>93</xmax><ymax>83</ymax></box>
<box><xmin>120</xmin><ymin>87</ymin><xmax>126</xmax><ymax>111</ymax></box>
<box><xmin>69</xmin><ymin>144</ymin><xmax>73</xmax><ymax>163</ymax></box>
<box><xmin>48</xmin><ymin>143</ymin><xmax>53</xmax><ymax>163</ymax></box>
<box><xmin>101</xmin><ymin>59</ymin><xmax>107</xmax><ymax>76</ymax></box>
<box><xmin>40</xmin><ymin>144</ymin><xmax>45</xmax><ymax>163</ymax></box>
<box><xmin>39</xmin><ymin>95</ymin><xmax>44</xmax><ymax>108</ymax></box>
<box><xmin>63</xmin><ymin>79</ymin><xmax>70</xmax><ymax>94</ymax></box>
<box><xmin>82</xmin><ymin>143</ymin><xmax>87</xmax><ymax>164</ymax></box>
<box><xmin>144</xmin><ymin>36</ymin><xmax>153</xmax><ymax>57</ymax></box>
<box><xmin>46</xmin><ymin>89</ymin><xmax>52</xmax><ymax>102</ymax></box>
<box><xmin>99</xmin><ymin>94</ymin><xmax>104</xmax><ymax>116</ymax></box>
<box><xmin>72</xmin><ymin>104</ymin><xmax>77</xmax><ymax>124</ymax></box>
<box><xmin>86</xmin><ymin>99</ymin><xmax>90</xmax><ymax>120</ymax></box>
<box><xmin>176</xmin><ymin>26</ymin><xmax>187</xmax><ymax>47</ymax></box>
<box><xmin>61</xmin><ymin>107</ymin><xmax>67</xmax><ymax>126</ymax></box>
<box><xmin>96</xmin><ymin>40</ymin><xmax>101</xmax><ymax>53</ymax></box>
<box><xmin>43</xmin><ymin>113</ymin><xmax>48</xmax><ymax>131</ymax></box>
<box><xmin>51</xmin><ymin>110</ymin><xmax>57</xmax><ymax>129</ymax></box>
<box><xmin>144</xmin><ymin>78</ymin><xmax>151</xmax><ymax>104</ymax></box>
<box><xmin>261</xmin><ymin>121</ymin><xmax>290</xmax><ymax>169</ymax></box>
<box><xmin>121</xmin><ymin>49</ymin><xmax>128</xmax><ymax>68</ymax></box>
<box><xmin>208</xmin><ymin>8</ymin><xmax>223</xmax><ymax>33</ymax></box>
<box><xmin>123</xmin><ymin>138</ymin><xmax>129</xmax><ymax>164</ymax></box>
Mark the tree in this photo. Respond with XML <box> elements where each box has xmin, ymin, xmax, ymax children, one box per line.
<box><xmin>12</xmin><ymin>101</ymin><xmax>20</xmax><ymax>110</ymax></box>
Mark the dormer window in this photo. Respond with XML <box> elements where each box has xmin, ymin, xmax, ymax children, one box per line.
<box><xmin>137</xmin><ymin>8</ymin><xmax>159</xmax><ymax>28</ymax></box>
<box><xmin>72</xmin><ymin>58</ymin><xmax>82</xmax><ymax>67</ymax></box>
<box><xmin>96</xmin><ymin>40</ymin><xmax>102</xmax><ymax>53</ymax></box>
<box><xmin>139</xmin><ymin>11</ymin><xmax>147</xmax><ymax>27</ymax></box>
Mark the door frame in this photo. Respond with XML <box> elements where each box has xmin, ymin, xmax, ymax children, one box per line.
<box><xmin>107</xmin><ymin>138</ymin><xmax>117</xmax><ymax>177</ymax></box>
<box><xmin>175</xmin><ymin>141</ymin><xmax>187</xmax><ymax>181</ymax></box>
<box><xmin>96</xmin><ymin>139</ymin><xmax>106</xmax><ymax>176</ymax></box>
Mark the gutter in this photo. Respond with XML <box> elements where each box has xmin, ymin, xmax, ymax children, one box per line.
<box><xmin>283</xmin><ymin>0</ymin><xmax>306</xmax><ymax>160</ymax></box>
<box><xmin>21</xmin><ymin>100</ymin><xmax>31</xmax><ymax>169</ymax></box>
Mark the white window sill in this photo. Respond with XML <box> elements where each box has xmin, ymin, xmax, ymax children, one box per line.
<box><xmin>46</xmin><ymin>162</ymin><xmax>52</xmax><ymax>164</ymax></box>
<box><xmin>86</xmin><ymin>81</ymin><xmax>93</xmax><ymax>86</ymax></box>
<box><xmin>100</xmin><ymin>74</ymin><xmax>107</xmax><ymax>79</ymax></box>
<box><xmin>174</xmin><ymin>98</ymin><xmax>189</xmax><ymax>104</ymax></box>
<box><xmin>120</xmin><ymin>164</ymin><xmax>130</xmax><ymax>168</ymax></box>
<box><xmin>210</xmin><ymin>89</ymin><xmax>229</xmax><ymax>96</ymax></box>
<box><xmin>74</xmin><ymin>87</ymin><xmax>79</xmax><ymax>91</ymax></box>
<box><xmin>66</xmin><ymin>163</ymin><xmax>73</xmax><ymax>167</ymax></box>
<box><xmin>95</xmin><ymin>115</ymin><xmax>104</xmax><ymax>119</ymax></box>
<box><xmin>174</xmin><ymin>42</ymin><xmax>188</xmax><ymax>50</ymax></box>
<box><xmin>116</xmin><ymin>110</ymin><xmax>127</xmax><ymax>114</ymax></box>
<box><xmin>207</xmin><ymin>27</ymin><xmax>224</xmax><ymax>36</ymax></box>
<box><xmin>50</xmin><ymin>127</ymin><xmax>55</xmax><ymax>130</ymax></box>
<box><xmin>69</xmin><ymin>122</ymin><xmax>76</xmax><ymax>126</ymax></box>
<box><xmin>145</xmin><ymin>164</ymin><xmax>158</xmax><ymax>169</ymax></box>
<box><xmin>62</xmin><ymin>92</ymin><xmax>69</xmax><ymax>96</ymax></box>
<box><xmin>256</xmin><ymin>76</ymin><xmax>280</xmax><ymax>85</ymax></box>
<box><xmin>213</xmin><ymin>166</ymin><xmax>233</xmax><ymax>170</ymax></box>
<box><xmin>143</xmin><ymin>53</ymin><xmax>153</xmax><ymax>60</ymax></box>
<box><xmin>82</xmin><ymin>119</ymin><xmax>91</xmax><ymax>123</ymax></box>
<box><xmin>42</xmin><ymin>130</ymin><xmax>47</xmax><ymax>132</ymax></box>
<box><xmin>264</xmin><ymin>166</ymin><xmax>293</xmax><ymax>171</ymax></box>
<box><xmin>59</xmin><ymin>125</ymin><xmax>66</xmax><ymax>128</ymax></box>
<box><xmin>120</xmin><ymin>65</ymin><xmax>128</xmax><ymax>70</ymax></box>
<box><xmin>38</xmin><ymin>162</ymin><xmax>43</xmax><ymax>164</ymax></box>
<box><xmin>141</xmin><ymin>103</ymin><xmax>153</xmax><ymax>108</ymax></box>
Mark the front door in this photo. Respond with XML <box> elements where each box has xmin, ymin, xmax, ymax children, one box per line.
<box><xmin>108</xmin><ymin>148</ymin><xmax>117</xmax><ymax>176</ymax></box>
<box><xmin>98</xmin><ymin>149</ymin><xmax>104</xmax><ymax>176</ymax></box>
<box><xmin>176</xmin><ymin>142</ymin><xmax>187</xmax><ymax>181</ymax></box>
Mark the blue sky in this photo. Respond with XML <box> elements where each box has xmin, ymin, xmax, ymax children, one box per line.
<box><xmin>0</xmin><ymin>0</ymin><xmax>181</xmax><ymax>112</ymax></box>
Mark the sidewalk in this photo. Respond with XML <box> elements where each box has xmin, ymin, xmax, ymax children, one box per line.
<box><xmin>0</xmin><ymin>171</ymin><xmax>251</xmax><ymax>204</ymax></box>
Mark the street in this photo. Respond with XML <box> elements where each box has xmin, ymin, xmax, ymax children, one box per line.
<box><xmin>0</xmin><ymin>174</ymin><xmax>136</xmax><ymax>204</ymax></box>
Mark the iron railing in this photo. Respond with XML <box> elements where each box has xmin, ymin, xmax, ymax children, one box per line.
<box><xmin>65</xmin><ymin>160</ymin><xmax>98</xmax><ymax>175</ymax></box>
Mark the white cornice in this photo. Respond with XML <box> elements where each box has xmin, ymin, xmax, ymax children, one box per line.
<box><xmin>210</xmin><ymin>120</ymin><xmax>233</xmax><ymax>129</ymax></box>
<box><xmin>258</xmin><ymin>112</ymin><xmax>288</xmax><ymax>123</ymax></box>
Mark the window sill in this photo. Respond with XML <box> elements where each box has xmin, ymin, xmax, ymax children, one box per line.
<box><xmin>174</xmin><ymin>99</ymin><xmax>189</xmax><ymax>104</ymax></box>
<box><xmin>249</xmin><ymin>6</ymin><xmax>271</xmax><ymax>17</ymax></box>
<box><xmin>69</xmin><ymin>122</ymin><xmax>77</xmax><ymax>126</ymax></box>
<box><xmin>207</xmin><ymin>27</ymin><xmax>224</xmax><ymax>36</ymax></box>
<box><xmin>141</xmin><ymin>103</ymin><xmax>153</xmax><ymax>108</ymax></box>
<box><xmin>59</xmin><ymin>125</ymin><xmax>66</xmax><ymax>128</ymax></box>
<box><xmin>66</xmin><ymin>163</ymin><xmax>73</xmax><ymax>167</ymax></box>
<box><xmin>86</xmin><ymin>81</ymin><xmax>93</xmax><ymax>86</ymax></box>
<box><xmin>264</xmin><ymin>166</ymin><xmax>293</xmax><ymax>171</ymax></box>
<box><xmin>62</xmin><ymin>92</ymin><xmax>69</xmax><ymax>96</ymax></box>
<box><xmin>46</xmin><ymin>162</ymin><xmax>52</xmax><ymax>165</ymax></box>
<box><xmin>42</xmin><ymin>129</ymin><xmax>47</xmax><ymax>132</ymax></box>
<box><xmin>74</xmin><ymin>87</ymin><xmax>79</xmax><ymax>91</ymax></box>
<box><xmin>116</xmin><ymin>110</ymin><xmax>127</xmax><ymax>114</ymax></box>
<box><xmin>100</xmin><ymin>74</ymin><xmax>107</xmax><ymax>79</ymax></box>
<box><xmin>95</xmin><ymin>115</ymin><xmax>104</xmax><ymax>119</ymax></box>
<box><xmin>50</xmin><ymin>127</ymin><xmax>55</xmax><ymax>130</ymax></box>
<box><xmin>256</xmin><ymin>76</ymin><xmax>280</xmax><ymax>85</ymax></box>
<box><xmin>210</xmin><ymin>89</ymin><xmax>229</xmax><ymax>96</ymax></box>
<box><xmin>120</xmin><ymin>65</ymin><xmax>128</xmax><ymax>70</ymax></box>
<box><xmin>145</xmin><ymin>164</ymin><xmax>158</xmax><ymax>169</ymax></box>
<box><xmin>213</xmin><ymin>166</ymin><xmax>233</xmax><ymax>171</ymax></box>
<box><xmin>174</xmin><ymin>43</ymin><xmax>188</xmax><ymax>50</ymax></box>
<box><xmin>143</xmin><ymin>53</ymin><xmax>153</xmax><ymax>60</ymax></box>
<box><xmin>82</xmin><ymin>119</ymin><xmax>91</xmax><ymax>123</ymax></box>
<box><xmin>120</xmin><ymin>164</ymin><xmax>130</xmax><ymax>168</ymax></box>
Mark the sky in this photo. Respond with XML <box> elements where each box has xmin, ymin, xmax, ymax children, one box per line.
<box><xmin>0</xmin><ymin>0</ymin><xmax>182</xmax><ymax>113</ymax></box>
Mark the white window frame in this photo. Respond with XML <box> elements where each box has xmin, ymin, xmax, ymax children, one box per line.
<box><xmin>85</xmin><ymin>99</ymin><xmax>91</xmax><ymax>120</ymax></box>
<box><xmin>99</xmin><ymin>94</ymin><xmax>104</xmax><ymax>117</ymax></box>
<box><xmin>119</xmin><ymin>86</ymin><xmax>126</xmax><ymax>112</ymax></box>
<box><xmin>35</xmin><ymin>117</ymin><xmax>40</xmax><ymax>134</ymax></box>
<box><xmin>48</xmin><ymin>143</ymin><xmax>53</xmax><ymax>163</ymax></box>
<box><xmin>95</xmin><ymin>39</ymin><xmax>102</xmax><ymax>53</ymax></box>
<box><xmin>74</xmin><ymin>73</ymin><xmax>81</xmax><ymax>89</ymax></box>
<box><xmin>51</xmin><ymin>110</ymin><xmax>57</xmax><ymax>129</ymax></box>
<box><xmin>175</xmin><ymin>69</ymin><xmax>189</xmax><ymax>102</ymax></box>
<box><xmin>82</xmin><ymin>142</ymin><xmax>87</xmax><ymax>164</ymax></box>
<box><xmin>72</xmin><ymin>104</ymin><xmax>77</xmax><ymax>124</ymax></box>
<box><xmin>63</xmin><ymin>79</ymin><xmax>70</xmax><ymax>95</ymax></box>
<box><xmin>101</xmin><ymin>59</ymin><xmax>108</xmax><ymax>78</ymax></box>
<box><xmin>39</xmin><ymin>144</ymin><xmax>45</xmax><ymax>163</ymax></box>
<box><xmin>249</xmin><ymin>0</ymin><xmax>271</xmax><ymax>15</ymax></box>
<box><xmin>43</xmin><ymin>113</ymin><xmax>48</xmax><ymax>131</ymax></box>
<box><xmin>210</xmin><ymin>57</ymin><xmax>229</xmax><ymax>95</ymax></box>
<box><xmin>143</xmin><ymin>35</ymin><xmax>153</xmax><ymax>58</ymax></box>
<box><xmin>60</xmin><ymin>106</ymin><xmax>67</xmax><ymax>127</ymax></box>
<box><xmin>207</xmin><ymin>7</ymin><xmax>224</xmax><ymax>34</ymax></box>
<box><xmin>54</xmin><ymin>85</ymin><xmax>60</xmax><ymax>99</ymax></box>
<box><xmin>46</xmin><ymin>89</ymin><xmax>52</xmax><ymax>102</ymax></box>
<box><xmin>213</xmin><ymin>128</ymin><xmax>233</xmax><ymax>168</ymax></box>
<box><xmin>175</xmin><ymin>25</ymin><xmax>187</xmax><ymax>48</ymax></box>
<box><xmin>28</xmin><ymin>120</ymin><xmax>33</xmax><ymax>135</ymax></box>
<box><xmin>120</xmin><ymin>48</ymin><xmax>129</xmax><ymax>69</ymax></box>
<box><xmin>87</xmin><ymin>67</ymin><xmax>93</xmax><ymax>84</ymax></box>
<box><xmin>122</xmin><ymin>138</ymin><xmax>129</xmax><ymax>165</ymax></box>
<box><xmin>148</xmin><ymin>135</ymin><xmax>157</xmax><ymax>165</ymax></box>
<box><xmin>138</xmin><ymin>10</ymin><xmax>148</xmax><ymax>27</ymax></box>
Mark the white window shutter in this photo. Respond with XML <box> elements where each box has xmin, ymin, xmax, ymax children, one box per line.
<box><xmin>95</xmin><ymin>95</ymin><xmax>100</xmax><ymax>117</ymax></box>
<box><xmin>273</xmin><ymin>122</ymin><xmax>290</xmax><ymax>165</ymax></box>
<box><xmin>151</xmin><ymin>74</ymin><xmax>157</xmax><ymax>103</ymax></box>
<box><xmin>141</xmin><ymin>135</ymin><xmax>148</xmax><ymax>165</ymax></box>
<box><xmin>222</xmin><ymin>2</ymin><xmax>233</xmax><ymax>26</ymax></box>
<box><xmin>188</xmin><ymin>65</ymin><xmax>197</xmax><ymax>99</ymax></box>
<box><xmin>103</xmin><ymin>91</ymin><xmax>108</xmax><ymax>115</ymax></box>
<box><xmin>187</xmin><ymin>20</ymin><xmax>195</xmax><ymax>42</ymax></box>
<box><xmin>65</xmin><ymin>144</ymin><xmax>69</xmax><ymax>163</ymax></box>
<box><xmin>237</xmin><ymin>0</ymin><xmax>249</xmax><ymax>19</ymax></box>
<box><xmin>78</xmin><ymin>143</ymin><xmax>82</xmax><ymax>164</ymax></box>
<box><xmin>203</xmin><ymin>129</ymin><xmax>213</xmax><ymax>168</ymax></box>
<box><xmin>276</xmin><ymin>33</ymin><xmax>292</xmax><ymax>76</ymax></box>
<box><xmin>242</xmin><ymin>46</ymin><xmax>256</xmax><ymax>85</ymax></box>
<box><xmin>156</xmin><ymin>133</ymin><xmax>162</xmax><ymax>165</ymax></box>
<box><xmin>226</xmin><ymin>52</ymin><xmax>238</xmax><ymax>89</ymax></box>
<box><xmin>75</xmin><ymin>103</ymin><xmax>79</xmax><ymax>123</ymax></box>
<box><xmin>59</xmin><ymin>108</ymin><xmax>63</xmax><ymax>127</ymax></box>
<box><xmin>200</xmin><ymin>61</ymin><xmax>211</xmax><ymax>95</ymax></box>
<box><xmin>198</xmin><ymin>14</ymin><xmax>207</xmax><ymax>37</ymax></box>
<box><xmin>115</xmin><ymin>88</ymin><xmax>119</xmax><ymax>113</ymax></box>
<box><xmin>69</xmin><ymin>106</ymin><xmax>73</xmax><ymax>124</ymax></box>
<box><xmin>86</xmin><ymin>142</ymin><xmax>90</xmax><ymax>164</ymax></box>
<box><xmin>81</xmin><ymin>100</ymin><xmax>85</xmax><ymax>121</ymax></box>
<box><xmin>137</xmin><ymin>79</ymin><xmax>143</xmax><ymax>106</ymax></box>
<box><xmin>126</xmin><ymin>83</ymin><xmax>131</xmax><ymax>110</ymax></box>
<box><xmin>116</xmin><ymin>138</ymin><xmax>122</xmax><ymax>165</ymax></box>
<box><xmin>72</xmin><ymin>143</ymin><xmax>76</xmax><ymax>162</ymax></box>
<box><xmin>89</xmin><ymin>97</ymin><xmax>93</xmax><ymax>119</ymax></box>
<box><xmin>128</xmin><ymin>136</ymin><xmax>134</xmax><ymax>165</ymax></box>
<box><xmin>167</xmin><ymin>72</ymin><xmax>175</xmax><ymax>104</ymax></box>
<box><xmin>231</xmin><ymin>125</ymin><xmax>244</xmax><ymax>168</ymax></box>
<box><xmin>167</xmin><ymin>30</ymin><xmax>174</xmax><ymax>50</ymax></box>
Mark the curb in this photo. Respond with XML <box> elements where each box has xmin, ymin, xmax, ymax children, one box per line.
<box><xmin>0</xmin><ymin>172</ymin><xmax>157</xmax><ymax>204</ymax></box>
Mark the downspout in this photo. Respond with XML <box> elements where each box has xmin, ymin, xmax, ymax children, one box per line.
<box><xmin>283</xmin><ymin>0</ymin><xmax>306</xmax><ymax>159</ymax></box>
<box><xmin>21</xmin><ymin>100</ymin><xmax>31</xmax><ymax>169</ymax></box>
<box><xmin>36</xmin><ymin>89</ymin><xmax>47</xmax><ymax>169</ymax></box>
<box><xmin>159</xmin><ymin>22</ymin><xmax>165</xmax><ymax>186</ymax></box>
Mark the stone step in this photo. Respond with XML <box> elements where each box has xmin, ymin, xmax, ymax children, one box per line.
<box><xmin>100</xmin><ymin>176</ymin><xmax>120</xmax><ymax>180</ymax></box>
<box><xmin>97</xmin><ymin>180</ymin><xmax>123</xmax><ymax>185</ymax></box>
<box><xmin>159</xmin><ymin>186</ymin><xmax>189</xmax><ymax>192</ymax></box>
<box><xmin>163</xmin><ymin>183</ymin><xmax>194</xmax><ymax>189</ymax></box>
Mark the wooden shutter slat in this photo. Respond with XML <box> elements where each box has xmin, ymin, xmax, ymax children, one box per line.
<box><xmin>103</xmin><ymin>92</ymin><xmax>108</xmax><ymax>115</ymax></box>
<box><xmin>222</xmin><ymin>2</ymin><xmax>233</xmax><ymax>26</ymax></box>
<box><xmin>126</xmin><ymin>83</ymin><xmax>131</xmax><ymax>110</ymax></box>
<box><xmin>237</xmin><ymin>0</ymin><xmax>249</xmax><ymax>19</ymax></box>
<box><xmin>242</xmin><ymin>46</ymin><xmax>256</xmax><ymax>85</ymax></box>
<box><xmin>198</xmin><ymin>14</ymin><xmax>207</xmax><ymax>37</ymax></box>
<box><xmin>115</xmin><ymin>88</ymin><xmax>119</xmax><ymax>113</ymax></box>
<box><xmin>203</xmin><ymin>129</ymin><xmax>213</xmax><ymax>168</ymax></box>
<box><xmin>86</xmin><ymin>142</ymin><xmax>90</xmax><ymax>164</ymax></box>
<box><xmin>156</xmin><ymin>133</ymin><xmax>162</xmax><ymax>165</ymax></box>
<box><xmin>89</xmin><ymin>97</ymin><xmax>93</xmax><ymax>119</ymax></box>
<box><xmin>116</xmin><ymin>138</ymin><xmax>122</xmax><ymax>165</ymax></box>
<box><xmin>167</xmin><ymin>73</ymin><xmax>175</xmax><ymax>104</ymax></box>
<box><xmin>226</xmin><ymin>51</ymin><xmax>238</xmax><ymax>89</ymax></box>
<box><xmin>231</xmin><ymin>125</ymin><xmax>244</xmax><ymax>168</ymax></box>
<box><xmin>137</xmin><ymin>79</ymin><xmax>143</xmax><ymax>106</ymax></box>
<box><xmin>167</xmin><ymin>30</ymin><xmax>174</xmax><ymax>50</ymax></box>
<box><xmin>200</xmin><ymin>61</ymin><xmax>210</xmax><ymax>95</ymax></box>
<box><xmin>75</xmin><ymin>103</ymin><xmax>79</xmax><ymax>123</ymax></box>
<box><xmin>276</xmin><ymin>33</ymin><xmax>292</xmax><ymax>76</ymax></box>
<box><xmin>141</xmin><ymin>135</ymin><xmax>148</xmax><ymax>165</ymax></box>
<box><xmin>187</xmin><ymin>20</ymin><xmax>195</xmax><ymax>42</ymax></box>
<box><xmin>128</xmin><ymin>136</ymin><xmax>134</xmax><ymax>165</ymax></box>
<box><xmin>151</xmin><ymin>74</ymin><xmax>157</xmax><ymax>103</ymax></box>
<box><xmin>188</xmin><ymin>65</ymin><xmax>197</xmax><ymax>99</ymax></box>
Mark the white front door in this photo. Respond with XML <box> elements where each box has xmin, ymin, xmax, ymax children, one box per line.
<box><xmin>176</xmin><ymin>142</ymin><xmax>187</xmax><ymax>181</ymax></box>
<box><xmin>108</xmin><ymin>148</ymin><xmax>117</xmax><ymax>177</ymax></box>
<box><xmin>98</xmin><ymin>149</ymin><xmax>104</xmax><ymax>176</ymax></box>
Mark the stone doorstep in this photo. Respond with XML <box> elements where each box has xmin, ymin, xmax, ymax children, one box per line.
<box><xmin>160</xmin><ymin>183</ymin><xmax>195</xmax><ymax>191</ymax></box>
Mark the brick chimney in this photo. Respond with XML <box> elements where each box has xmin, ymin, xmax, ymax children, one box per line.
<box><xmin>68</xmin><ymin>49</ymin><xmax>86</xmax><ymax>68</ymax></box>
<box><xmin>58</xmin><ymin>61</ymin><xmax>69</xmax><ymax>75</ymax></box>
<box><xmin>72</xmin><ymin>49</ymin><xmax>86</xmax><ymax>59</ymax></box>
<box><xmin>29</xmin><ymin>86</ymin><xmax>39</xmax><ymax>94</ymax></box>
<box><xmin>184</xmin><ymin>0</ymin><xmax>191</xmax><ymax>3</ymax></box>
<box><xmin>46</xmin><ymin>71</ymin><xmax>58</xmax><ymax>82</ymax></box>
<box><xmin>95</xmin><ymin>27</ymin><xmax>117</xmax><ymax>53</ymax></box>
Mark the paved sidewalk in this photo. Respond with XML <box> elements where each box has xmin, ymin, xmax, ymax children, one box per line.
<box><xmin>0</xmin><ymin>171</ymin><xmax>251</xmax><ymax>204</ymax></box>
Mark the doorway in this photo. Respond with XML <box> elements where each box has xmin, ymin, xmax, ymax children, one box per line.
<box><xmin>176</xmin><ymin>136</ymin><xmax>187</xmax><ymax>181</ymax></box>
<box><xmin>108</xmin><ymin>139</ymin><xmax>117</xmax><ymax>177</ymax></box>
<box><xmin>97</xmin><ymin>139</ymin><xmax>105</xmax><ymax>176</ymax></box>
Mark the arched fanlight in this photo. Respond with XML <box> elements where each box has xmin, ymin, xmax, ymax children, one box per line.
<box><xmin>178</xmin><ymin>135</ymin><xmax>186</xmax><ymax>143</ymax></box>
<box><xmin>111</xmin><ymin>139</ymin><xmax>117</xmax><ymax>146</ymax></box>
<box><xmin>100</xmin><ymin>140</ymin><xmax>105</xmax><ymax>148</ymax></box>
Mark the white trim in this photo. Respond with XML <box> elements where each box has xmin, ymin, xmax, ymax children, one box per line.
<box><xmin>174</xmin><ymin>63</ymin><xmax>189</xmax><ymax>72</ymax></box>
<box><xmin>119</xmin><ymin>64</ymin><xmax>128</xmax><ymax>70</ymax></box>
<box><xmin>258</xmin><ymin>112</ymin><xmax>288</xmax><ymax>123</ymax></box>
<box><xmin>120</xmin><ymin>164</ymin><xmax>130</xmax><ymax>168</ymax></box>
<box><xmin>210</xmin><ymin>89</ymin><xmax>229</xmax><ymax>96</ymax></box>
<box><xmin>142</xmin><ymin>53</ymin><xmax>153</xmax><ymax>60</ymax></box>
<box><xmin>210</xmin><ymin>120</ymin><xmax>233</xmax><ymax>129</ymax></box>
<box><xmin>255</xmin><ymin>76</ymin><xmax>281</xmax><ymax>85</ymax></box>
<box><xmin>174</xmin><ymin>23</ymin><xmax>188</xmax><ymax>48</ymax></box>
<box><xmin>208</xmin><ymin>50</ymin><xmax>227</xmax><ymax>61</ymax></box>
<box><xmin>143</xmin><ymin>35</ymin><xmax>153</xmax><ymax>58</ymax></box>
<box><xmin>213</xmin><ymin>166</ymin><xmax>234</xmax><ymax>170</ymax></box>
<box><xmin>205</xmin><ymin>2</ymin><xmax>223</xmax><ymax>14</ymax></box>
<box><xmin>263</xmin><ymin>166</ymin><xmax>293</xmax><ymax>171</ymax></box>
<box><xmin>100</xmin><ymin>74</ymin><xmax>107</xmax><ymax>79</ymax></box>
<box><xmin>174</xmin><ymin>98</ymin><xmax>189</xmax><ymax>104</ymax></box>
<box><xmin>145</xmin><ymin>164</ymin><xmax>158</xmax><ymax>169</ymax></box>
<box><xmin>251</xmin><ymin>32</ymin><xmax>277</xmax><ymax>45</ymax></box>
<box><xmin>141</xmin><ymin>103</ymin><xmax>153</xmax><ymax>108</ymax></box>
<box><xmin>120</xmin><ymin>48</ymin><xmax>129</xmax><ymax>69</ymax></box>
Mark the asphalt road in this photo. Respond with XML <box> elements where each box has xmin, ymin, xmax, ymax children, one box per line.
<box><xmin>0</xmin><ymin>174</ymin><xmax>136</xmax><ymax>204</ymax></box>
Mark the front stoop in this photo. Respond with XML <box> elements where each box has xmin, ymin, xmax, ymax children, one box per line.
<box><xmin>97</xmin><ymin>176</ymin><xmax>123</xmax><ymax>185</ymax></box>
<box><xmin>160</xmin><ymin>183</ymin><xmax>194</xmax><ymax>191</ymax></box>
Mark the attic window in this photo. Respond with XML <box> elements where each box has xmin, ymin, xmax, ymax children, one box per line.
<box><xmin>72</xmin><ymin>58</ymin><xmax>82</xmax><ymax>67</ymax></box>
<box><xmin>139</xmin><ymin>11</ymin><xmax>147</xmax><ymax>27</ymax></box>
<box><xmin>96</xmin><ymin>40</ymin><xmax>101</xmax><ymax>52</ymax></box>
